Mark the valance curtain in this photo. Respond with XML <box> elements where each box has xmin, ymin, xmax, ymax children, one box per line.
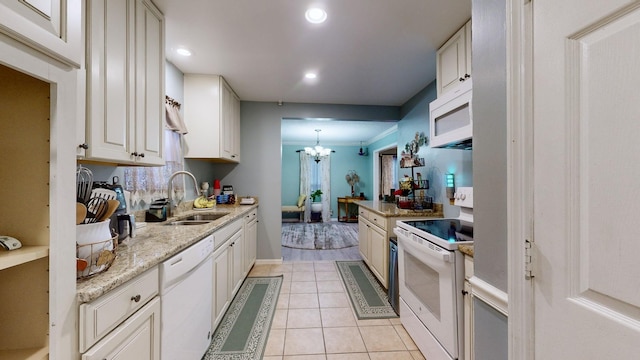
<box><xmin>124</xmin><ymin>98</ymin><xmax>188</xmax><ymax>210</ymax></box>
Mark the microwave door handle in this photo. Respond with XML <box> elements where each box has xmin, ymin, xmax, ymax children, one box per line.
<box><xmin>400</xmin><ymin>234</ymin><xmax>451</xmax><ymax>263</ymax></box>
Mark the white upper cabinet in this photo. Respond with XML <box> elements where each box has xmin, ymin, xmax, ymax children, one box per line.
<box><xmin>436</xmin><ymin>20</ymin><xmax>472</xmax><ymax>97</ymax></box>
<box><xmin>0</xmin><ymin>0</ymin><xmax>82</xmax><ymax>67</ymax></box>
<box><xmin>184</xmin><ymin>74</ymin><xmax>241</xmax><ymax>163</ymax></box>
<box><xmin>83</xmin><ymin>0</ymin><xmax>164</xmax><ymax>166</ymax></box>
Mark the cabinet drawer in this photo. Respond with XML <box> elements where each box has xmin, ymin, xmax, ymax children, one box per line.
<box><xmin>79</xmin><ymin>267</ymin><xmax>159</xmax><ymax>352</ymax></box>
<box><xmin>244</xmin><ymin>209</ymin><xmax>257</xmax><ymax>224</ymax></box>
<box><xmin>368</xmin><ymin>212</ymin><xmax>387</xmax><ymax>231</ymax></box>
<box><xmin>82</xmin><ymin>297</ymin><xmax>160</xmax><ymax>360</ymax></box>
<box><xmin>214</xmin><ymin>218</ymin><xmax>243</xmax><ymax>249</ymax></box>
<box><xmin>358</xmin><ymin>208</ymin><xmax>370</xmax><ymax>221</ymax></box>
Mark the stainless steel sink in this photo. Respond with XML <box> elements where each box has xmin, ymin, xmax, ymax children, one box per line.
<box><xmin>163</xmin><ymin>213</ymin><xmax>229</xmax><ymax>226</ymax></box>
<box><xmin>164</xmin><ymin>220</ymin><xmax>212</xmax><ymax>226</ymax></box>
<box><xmin>182</xmin><ymin>213</ymin><xmax>229</xmax><ymax>221</ymax></box>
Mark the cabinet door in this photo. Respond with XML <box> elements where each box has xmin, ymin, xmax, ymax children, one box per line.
<box><xmin>230</xmin><ymin>230</ymin><xmax>244</xmax><ymax>295</ymax></box>
<box><xmin>464</xmin><ymin>21</ymin><xmax>472</xmax><ymax>78</ymax></box>
<box><xmin>82</xmin><ymin>297</ymin><xmax>160</xmax><ymax>360</ymax></box>
<box><xmin>213</xmin><ymin>246</ymin><xmax>229</xmax><ymax>326</ymax></box>
<box><xmin>463</xmin><ymin>280</ymin><xmax>474</xmax><ymax>360</ymax></box>
<box><xmin>245</xmin><ymin>218</ymin><xmax>257</xmax><ymax>273</ymax></box>
<box><xmin>183</xmin><ymin>74</ymin><xmax>223</xmax><ymax>159</ymax></box>
<box><xmin>134</xmin><ymin>0</ymin><xmax>164</xmax><ymax>166</ymax></box>
<box><xmin>220</xmin><ymin>79</ymin><xmax>238</xmax><ymax>162</ymax></box>
<box><xmin>232</xmin><ymin>91</ymin><xmax>241</xmax><ymax>161</ymax></box>
<box><xmin>369</xmin><ymin>224</ymin><xmax>388</xmax><ymax>288</ymax></box>
<box><xmin>358</xmin><ymin>220</ymin><xmax>369</xmax><ymax>262</ymax></box>
<box><xmin>436</xmin><ymin>24</ymin><xmax>468</xmax><ymax>97</ymax></box>
<box><xmin>0</xmin><ymin>0</ymin><xmax>81</xmax><ymax>67</ymax></box>
<box><xmin>86</xmin><ymin>0</ymin><xmax>136</xmax><ymax>163</ymax></box>
<box><xmin>437</xmin><ymin>27</ymin><xmax>466</xmax><ymax>96</ymax></box>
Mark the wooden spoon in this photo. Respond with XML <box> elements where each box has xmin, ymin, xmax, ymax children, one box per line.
<box><xmin>98</xmin><ymin>199</ymin><xmax>121</xmax><ymax>222</ymax></box>
<box><xmin>76</xmin><ymin>203</ymin><xmax>87</xmax><ymax>225</ymax></box>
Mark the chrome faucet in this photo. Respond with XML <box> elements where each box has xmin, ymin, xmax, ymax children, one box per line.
<box><xmin>167</xmin><ymin>171</ymin><xmax>201</xmax><ymax>218</ymax></box>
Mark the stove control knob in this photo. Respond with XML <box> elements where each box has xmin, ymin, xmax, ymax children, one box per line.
<box><xmin>460</xmin><ymin>193</ymin><xmax>466</xmax><ymax>200</ymax></box>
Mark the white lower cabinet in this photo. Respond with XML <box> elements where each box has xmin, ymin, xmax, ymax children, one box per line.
<box><xmin>213</xmin><ymin>244</ymin><xmax>230</xmax><ymax>326</ymax></box>
<box><xmin>212</xmin><ymin>218</ymin><xmax>244</xmax><ymax>328</ymax></box>
<box><xmin>358</xmin><ymin>218</ymin><xmax>369</xmax><ymax>263</ymax></box>
<box><xmin>244</xmin><ymin>209</ymin><xmax>258</xmax><ymax>276</ymax></box>
<box><xmin>359</xmin><ymin>216</ymin><xmax>388</xmax><ymax>287</ymax></box>
<box><xmin>230</xmin><ymin>230</ymin><xmax>245</xmax><ymax>296</ymax></box>
<box><xmin>358</xmin><ymin>207</ymin><xmax>390</xmax><ymax>288</ymax></box>
<box><xmin>79</xmin><ymin>267</ymin><xmax>160</xmax><ymax>359</ymax></box>
<box><xmin>464</xmin><ymin>254</ymin><xmax>474</xmax><ymax>360</ymax></box>
<box><xmin>82</xmin><ymin>297</ymin><xmax>160</xmax><ymax>360</ymax></box>
<box><xmin>368</xmin><ymin>224</ymin><xmax>387</xmax><ymax>284</ymax></box>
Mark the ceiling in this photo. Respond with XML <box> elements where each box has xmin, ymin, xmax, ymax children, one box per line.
<box><xmin>154</xmin><ymin>0</ymin><xmax>471</xmax><ymax>143</ymax></box>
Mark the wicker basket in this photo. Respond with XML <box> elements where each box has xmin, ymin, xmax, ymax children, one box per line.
<box><xmin>77</xmin><ymin>234</ymin><xmax>118</xmax><ymax>279</ymax></box>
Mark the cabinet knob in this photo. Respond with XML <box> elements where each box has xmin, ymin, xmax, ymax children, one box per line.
<box><xmin>459</xmin><ymin>77</ymin><xmax>465</xmax><ymax>82</ymax></box>
<box><xmin>461</xmin><ymin>289</ymin><xmax>469</xmax><ymax>296</ymax></box>
<box><xmin>464</xmin><ymin>73</ymin><xmax>471</xmax><ymax>79</ymax></box>
<box><xmin>138</xmin><ymin>152</ymin><xmax>145</xmax><ymax>158</ymax></box>
<box><xmin>78</xmin><ymin>143</ymin><xmax>89</xmax><ymax>150</ymax></box>
<box><xmin>131</xmin><ymin>152</ymin><xmax>138</xmax><ymax>157</ymax></box>
<box><xmin>131</xmin><ymin>294</ymin><xmax>141</xmax><ymax>302</ymax></box>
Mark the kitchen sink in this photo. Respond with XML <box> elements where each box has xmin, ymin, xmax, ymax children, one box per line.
<box><xmin>182</xmin><ymin>213</ymin><xmax>229</xmax><ymax>221</ymax></box>
<box><xmin>164</xmin><ymin>220</ymin><xmax>212</xmax><ymax>226</ymax></box>
<box><xmin>163</xmin><ymin>213</ymin><xmax>229</xmax><ymax>226</ymax></box>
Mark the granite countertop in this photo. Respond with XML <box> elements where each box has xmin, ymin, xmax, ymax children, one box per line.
<box><xmin>459</xmin><ymin>244</ymin><xmax>474</xmax><ymax>257</ymax></box>
<box><xmin>76</xmin><ymin>203</ymin><xmax>258</xmax><ymax>303</ymax></box>
<box><xmin>355</xmin><ymin>200</ymin><xmax>444</xmax><ymax>218</ymax></box>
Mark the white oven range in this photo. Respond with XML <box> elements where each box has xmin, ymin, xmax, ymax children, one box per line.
<box><xmin>393</xmin><ymin>187</ymin><xmax>473</xmax><ymax>360</ymax></box>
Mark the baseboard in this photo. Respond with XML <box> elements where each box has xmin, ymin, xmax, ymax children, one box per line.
<box><xmin>255</xmin><ymin>258</ymin><xmax>283</xmax><ymax>265</ymax></box>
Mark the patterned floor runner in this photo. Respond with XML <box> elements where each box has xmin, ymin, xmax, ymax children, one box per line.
<box><xmin>335</xmin><ymin>260</ymin><xmax>399</xmax><ymax>319</ymax></box>
<box><xmin>281</xmin><ymin>222</ymin><xmax>358</xmax><ymax>249</ymax></box>
<box><xmin>203</xmin><ymin>276</ymin><xmax>282</xmax><ymax>359</ymax></box>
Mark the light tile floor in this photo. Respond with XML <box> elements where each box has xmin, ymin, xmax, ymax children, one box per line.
<box><xmin>249</xmin><ymin>261</ymin><xmax>425</xmax><ymax>360</ymax></box>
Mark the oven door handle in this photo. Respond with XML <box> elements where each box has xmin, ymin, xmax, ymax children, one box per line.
<box><xmin>396</xmin><ymin>231</ymin><xmax>451</xmax><ymax>263</ymax></box>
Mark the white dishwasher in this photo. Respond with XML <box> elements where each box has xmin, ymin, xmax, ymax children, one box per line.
<box><xmin>160</xmin><ymin>234</ymin><xmax>214</xmax><ymax>360</ymax></box>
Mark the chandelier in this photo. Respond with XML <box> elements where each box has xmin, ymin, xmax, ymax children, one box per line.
<box><xmin>305</xmin><ymin>129</ymin><xmax>332</xmax><ymax>163</ymax></box>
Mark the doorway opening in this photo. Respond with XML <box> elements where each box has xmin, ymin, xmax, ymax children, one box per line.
<box><xmin>373</xmin><ymin>144</ymin><xmax>398</xmax><ymax>201</ymax></box>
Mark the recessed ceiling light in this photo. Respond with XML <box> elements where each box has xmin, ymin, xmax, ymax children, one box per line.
<box><xmin>305</xmin><ymin>72</ymin><xmax>317</xmax><ymax>79</ymax></box>
<box><xmin>305</xmin><ymin>8</ymin><xmax>327</xmax><ymax>24</ymax></box>
<box><xmin>176</xmin><ymin>48</ymin><xmax>192</xmax><ymax>57</ymax></box>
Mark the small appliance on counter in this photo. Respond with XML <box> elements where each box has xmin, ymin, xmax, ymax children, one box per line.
<box><xmin>146</xmin><ymin>198</ymin><xmax>168</xmax><ymax>222</ymax></box>
<box><xmin>95</xmin><ymin>176</ymin><xmax>136</xmax><ymax>242</ymax></box>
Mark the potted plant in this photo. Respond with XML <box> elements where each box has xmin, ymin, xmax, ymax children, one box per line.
<box><xmin>310</xmin><ymin>189</ymin><xmax>323</xmax><ymax>213</ymax></box>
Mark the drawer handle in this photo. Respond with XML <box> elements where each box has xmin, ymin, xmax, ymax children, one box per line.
<box><xmin>131</xmin><ymin>294</ymin><xmax>141</xmax><ymax>303</ymax></box>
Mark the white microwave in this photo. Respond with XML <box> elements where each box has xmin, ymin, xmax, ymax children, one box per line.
<box><xmin>429</xmin><ymin>80</ymin><xmax>472</xmax><ymax>150</ymax></box>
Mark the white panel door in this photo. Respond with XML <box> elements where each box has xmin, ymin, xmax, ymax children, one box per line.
<box><xmin>532</xmin><ymin>1</ymin><xmax>640</xmax><ymax>358</ymax></box>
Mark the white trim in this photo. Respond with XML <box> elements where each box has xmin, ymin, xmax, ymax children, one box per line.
<box><xmin>470</xmin><ymin>276</ymin><xmax>509</xmax><ymax>317</ymax></box>
<box><xmin>368</xmin><ymin>124</ymin><xmax>398</xmax><ymax>144</ymax></box>
<box><xmin>506</xmin><ymin>0</ymin><xmax>535</xmax><ymax>359</ymax></box>
<box><xmin>255</xmin><ymin>258</ymin><xmax>283</xmax><ymax>265</ymax></box>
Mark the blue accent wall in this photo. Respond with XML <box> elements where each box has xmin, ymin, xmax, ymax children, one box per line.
<box><xmin>398</xmin><ymin>80</ymin><xmax>473</xmax><ymax>217</ymax></box>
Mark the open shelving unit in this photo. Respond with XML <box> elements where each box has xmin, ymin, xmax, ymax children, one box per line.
<box><xmin>0</xmin><ymin>64</ymin><xmax>51</xmax><ymax>358</ymax></box>
<box><xmin>399</xmin><ymin>156</ymin><xmax>433</xmax><ymax>210</ymax></box>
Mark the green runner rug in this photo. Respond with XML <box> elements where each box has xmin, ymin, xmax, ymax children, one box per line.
<box><xmin>203</xmin><ymin>276</ymin><xmax>282</xmax><ymax>359</ymax></box>
<box><xmin>336</xmin><ymin>261</ymin><xmax>398</xmax><ymax>319</ymax></box>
